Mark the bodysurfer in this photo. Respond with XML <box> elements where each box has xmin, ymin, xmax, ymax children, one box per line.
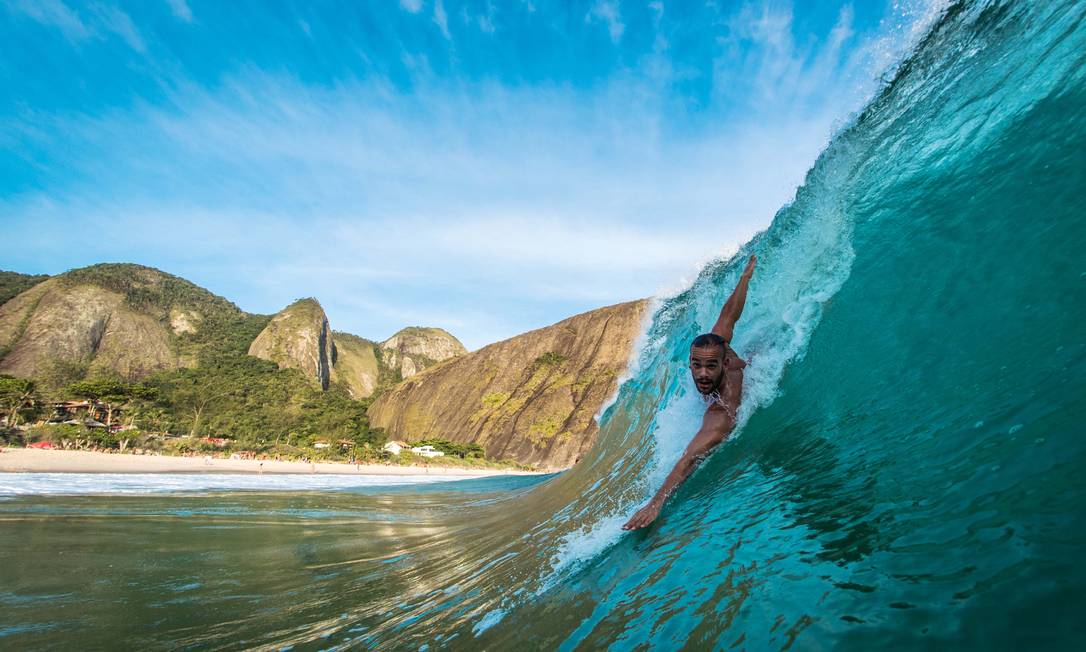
<box><xmin>623</xmin><ymin>254</ymin><xmax>757</xmax><ymax>531</ymax></box>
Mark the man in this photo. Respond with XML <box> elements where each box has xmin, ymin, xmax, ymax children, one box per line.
<box><xmin>623</xmin><ymin>254</ymin><xmax>757</xmax><ymax>531</ymax></box>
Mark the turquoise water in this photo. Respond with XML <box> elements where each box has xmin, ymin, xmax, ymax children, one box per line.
<box><xmin>3</xmin><ymin>0</ymin><xmax>1086</xmax><ymax>648</ymax></box>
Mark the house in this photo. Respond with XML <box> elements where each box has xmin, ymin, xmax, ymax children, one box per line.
<box><xmin>383</xmin><ymin>441</ymin><xmax>409</xmax><ymax>455</ymax></box>
<box><xmin>313</xmin><ymin>441</ymin><xmax>330</xmax><ymax>449</ymax></box>
<box><xmin>410</xmin><ymin>445</ymin><xmax>445</xmax><ymax>458</ymax></box>
<box><xmin>50</xmin><ymin>401</ymin><xmax>114</xmax><ymax>427</ymax></box>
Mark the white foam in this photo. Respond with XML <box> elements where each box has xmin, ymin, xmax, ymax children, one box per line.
<box><xmin>471</xmin><ymin>608</ymin><xmax>507</xmax><ymax>636</ymax></box>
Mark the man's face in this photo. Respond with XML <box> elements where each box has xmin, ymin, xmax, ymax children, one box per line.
<box><xmin>689</xmin><ymin>344</ymin><xmax>725</xmax><ymax>395</ymax></box>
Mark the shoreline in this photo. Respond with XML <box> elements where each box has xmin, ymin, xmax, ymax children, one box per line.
<box><xmin>0</xmin><ymin>448</ymin><xmax>547</xmax><ymax>477</ymax></box>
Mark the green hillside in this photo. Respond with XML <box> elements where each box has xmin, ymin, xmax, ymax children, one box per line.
<box><xmin>0</xmin><ymin>270</ymin><xmax>49</xmax><ymax>307</ymax></box>
<box><xmin>57</xmin><ymin>263</ymin><xmax>267</xmax><ymax>361</ymax></box>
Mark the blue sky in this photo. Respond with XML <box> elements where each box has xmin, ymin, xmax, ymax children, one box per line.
<box><xmin>0</xmin><ymin>0</ymin><xmax>938</xmax><ymax>349</ymax></box>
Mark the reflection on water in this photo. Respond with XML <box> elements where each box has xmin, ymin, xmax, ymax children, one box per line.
<box><xmin>0</xmin><ymin>475</ymin><xmax>553</xmax><ymax>649</ymax></box>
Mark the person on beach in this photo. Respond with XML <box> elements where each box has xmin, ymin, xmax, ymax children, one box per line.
<box><xmin>623</xmin><ymin>254</ymin><xmax>757</xmax><ymax>531</ymax></box>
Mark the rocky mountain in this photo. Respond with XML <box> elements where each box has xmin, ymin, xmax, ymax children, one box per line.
<box><xmin>330</xmin><ymin>332</ymin><xmax>381</xmax><ymax>399</ymax></box>
<box><xmin>0</xmin><ymin>264</ymin><xmax>253</xmax><ymax>382</ymax></box>
<box><xmin>367</xmin><ymin>299</ymin><xmax>648</xmax><ymax>469</ymax></box>
<box><xmin>380</xmin><ymin>327</ymin><xmax>466</xmax><ymax>380</ymax></box>
<box><xmin>248</xmin><ymin>298</ymin><xmax>335</xmax><ymax>390</ymax></box>
<box><xmin>328</xmin><ymin>328</ymin><xmax>466</xmax><ymax>399</ymax></box>
<box><xmin>0</xmin><ymin>264</ymin><xmax>466</xmax><ymax>401</ymax></box>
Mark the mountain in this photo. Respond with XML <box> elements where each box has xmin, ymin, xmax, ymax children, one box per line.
<box><xmin>380</xmin><ymin>327</ymin><xmax>466</xmax><ymax>380</ymax></box>
<box><xmin>0</xmin><ymin>264</ymin><xmax>260</xmax><ymax>382</ymax></box>
<box><xmin>367</xmin><ymin>300</ymin><xmax>648</xmax><ymax>469</ymax></box>
<box><xmin>248</xmin><ymin>298</ymin><xmax>335</xmax><ymax>390</ymax></box>
<box><xmin>330</xmin><ymin>328</ymin><xmax>465</xmax><ymax>400</ymax></box>
<box><xmin>0</xmin><ymin>271</ymin><xmax>50</xmax><ymax>307</ymax></box>
<box><xmin>330</xmin><ymin>332</ymin><xmax>382</xmax><ymax>399</ymax></box>
<box><xmin>0</xmin><ymin>264</ymin><xmax>465</xmax><ymax>397</ymax></box>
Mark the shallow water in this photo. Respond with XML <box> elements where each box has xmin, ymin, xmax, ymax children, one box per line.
<box><xmin>2</xmin><ymin>0</ymin><xmax>1085</xmax><ymax>649</ymax></box>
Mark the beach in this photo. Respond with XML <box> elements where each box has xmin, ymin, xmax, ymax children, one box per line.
<box><xmin>0</xmin><ymin>448</ymin><xmax>541</xmax><ymax>477</ymax></box>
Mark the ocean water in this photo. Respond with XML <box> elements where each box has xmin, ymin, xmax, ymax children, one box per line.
<box><xmin>0</xmin><ymin>472</ymin><xmax>485</xmax><ymax>496</ymax></box>
<box><xmin>2</xmin><ymin>0</ymin><xmax>1085</xmax><ymax>649</ymax></box>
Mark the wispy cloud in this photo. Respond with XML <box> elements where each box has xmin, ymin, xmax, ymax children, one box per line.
<box><xmin>400</xmin><ymin>0</ymin><xmax>424</xmax><ymax>14</ymax></box>
<box><xmin>434</xmin><ymin>0</ymin><xmax>450</xmax><ymax>39</ymax></box>
<box><xmin>93</xmin><ymin>3</ymin><xmax>145</xmax><ymax>52</ymax></box>
<box><xmin>587</xmin><ymin>1</ymin><xmax>624</xmax><ymax>43</ymax></box>
<box><xmin>7</xmin><ymin>0</ymin><xmax>146</xmax><ymax>51</ymax></box>
<box><xmin>9</xmin><ymin>0</ymin><xmax>90</xmax><ymax>40</ymax></box>
<box><xmin>165</xmin><ymin>0</ymin><xmax>192</xmax><ymax>23</ymax></box>
<box><xmin>0</xmin><ymin>69</ymin><xmax>850</xmax><ymax>346</ymax></box>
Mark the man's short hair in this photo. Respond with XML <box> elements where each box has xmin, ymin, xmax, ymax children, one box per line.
<box><xmin>691</xmin><ymin>333</ymin><xmax>727</xmax><ymax>350</ymax></box>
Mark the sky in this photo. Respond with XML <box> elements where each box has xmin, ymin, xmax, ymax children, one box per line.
<box><xmin>0</xmin><ymin>0</ymin><xmax>939</xmax><ymax>350</ymax></box>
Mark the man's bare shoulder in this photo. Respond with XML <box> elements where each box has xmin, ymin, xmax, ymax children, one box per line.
<box><xmin>703</xmin><ymin>401</ymin><xmax>734</xmax><ymax>424</ymax></box>
<box><xmin>724</xmin><ymin>345</ymin><xmax>747</xmax><ymax>370</ymax></box>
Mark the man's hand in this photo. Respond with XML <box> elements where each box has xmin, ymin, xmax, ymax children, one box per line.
<box><xmin>742</xmin><ymin>254</ymin><xmax>757</xmax><ymax>278</ymax></box>
<box><xmin>622</xmin><ymin>499</ymin><xmax>662</xmax><ymax>531</ymax></box>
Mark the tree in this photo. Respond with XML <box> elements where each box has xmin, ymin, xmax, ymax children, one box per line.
<box><xmin>160</xmin><ymin>372</ymin><xmax>234</xmax><ymax>438</ymax></box>
<box><xmin>37</xmin><ymin>355</ymin><xmax>90</xmax><ymax>396</ymax></box>
<box><xmin>65</xmin><ymin>379</ymin><xmax>157</xmax><ymax>427</ymax></box>
<box><xmin>0</xmin><ymin>375</ymin><xmax>35</xmax><ymax>431</ymax></box>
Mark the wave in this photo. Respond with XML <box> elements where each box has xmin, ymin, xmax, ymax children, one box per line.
<box><xmin>1</xmin><ymin>1</ymin><xmax>1084</xmax><ymax>649</ymax></box>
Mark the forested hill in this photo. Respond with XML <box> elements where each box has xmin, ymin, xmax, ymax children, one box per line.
<box><xmin>0</xmin><ymin>270</ymin><xmax>50</xmax><ymax>307</ymax></box>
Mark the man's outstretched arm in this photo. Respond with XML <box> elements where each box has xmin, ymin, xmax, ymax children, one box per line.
<box><xmin>711</xmin><ymin>255</ymin><xmax>757</xmax><ymax>343</ymax></box>
<box><xmin>623</xmin><ymin>395</ymin><xmax>739</xmax><ymax>531</ymax></box>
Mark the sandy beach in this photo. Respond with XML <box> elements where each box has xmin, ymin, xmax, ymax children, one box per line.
<box><xmin>0</xmin><ymin>448</ymin><xmax>542</xmax><ymax>477</ymax></box>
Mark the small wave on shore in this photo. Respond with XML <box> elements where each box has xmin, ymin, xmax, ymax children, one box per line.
<box><xmin>0</xmin><ymin>472</ymin><xmax>482</xmax><ymax>496</ymax></box>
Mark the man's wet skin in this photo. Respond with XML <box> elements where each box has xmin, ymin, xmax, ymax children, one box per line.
<box><xmin>623</xmin><ymin>254</ymin><xmax>756</xmax><ymax>531</ymax></box>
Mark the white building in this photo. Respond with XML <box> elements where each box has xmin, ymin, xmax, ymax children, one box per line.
<box><xmin>383</xmin><ymin>441</ymin><xmax>408</xmax><ymax>455</ymax></box>
<box><xmin>410</xmin><ymin>445</ymin><xmax>445</xmax><ymax>458</ymax></box>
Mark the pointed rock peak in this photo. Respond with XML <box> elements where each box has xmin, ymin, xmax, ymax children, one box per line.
<box><xmin>283</xmin><ymin>297</ymin><xmax>324</xmax><ymax>312</ymax></box>
<box><xmin>249</xmin><ymin>298</ymin><xmax>335</xmax><ymax>390</ymax></box>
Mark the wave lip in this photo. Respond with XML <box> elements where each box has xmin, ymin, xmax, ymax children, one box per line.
<box><xmin>471</xmin><ymin>0</ymin><xmax>1086</xmax><ymax>648</ymax></box>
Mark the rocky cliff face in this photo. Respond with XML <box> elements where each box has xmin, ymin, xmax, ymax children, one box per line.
<box><xmin>367</xmin><ymin>299</ymin><xmax>648</xmax><ymax>469</ymax></box>
<box><xmin>0</xmin><ymin>272</ymin><xmax>198</xmax><ymax>380</ymax></box>
<box><xmin>380</xmin><ymin>327</ymin><xmax>466</xmax><ymax>380</ymax></box>
<box><xmin>330</xmin><ymin>332</ymin><xmax>380</xmax><ymax>399</ymax></box>
<box><xmin>248</xmin><ymin>299</ymin><xmax>335</xmax><ymax>390</ymax></box>
<box><xmin>328</xmin><ymin>328</ymin><xmax>466</xmax><ymax>398</ymax></box>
